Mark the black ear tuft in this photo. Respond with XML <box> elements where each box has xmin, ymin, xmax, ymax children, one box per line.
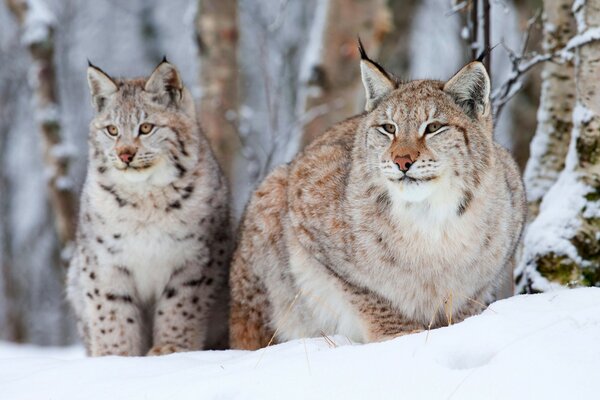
<box><xmin>476</xmin><ymin>50</ymin><xmax>487</xmax><ymax>63</ymax></box>
<box><xmin>359</xmin><ymin>40</ymin><xmax>396</xmax><ymax>112</ymax></box>
<box><xmin>357</xmin><ymin>36</ymin><xmax>368</xmax><ymax>60</ymax></box>
<box><xmin>475</xmin><ymin>43</ymin><xmax>498</xmax><ymax>63</ymax></box>
<box><xmin>357</xmin><ymin>38</ymin><xmax>393</xmax><ymax>83</ymax></box>
<box><xmin>161</xmin><ymin>55</ymin><xmax>168</xmax><ymax>64</ymax></box>
<box><xmin>87</xmin><ymin>59</ymin><xmax>93</xmax><ymax>67</ymax></box>
<box><xmin>87</xmin><ymin>63</ymin><xmax>118</xmax><ymax>113</ymax></box>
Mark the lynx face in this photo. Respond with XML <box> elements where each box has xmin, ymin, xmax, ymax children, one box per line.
<box><xmin>359</xmin><ymin>44</ymin><xmax>492</xmax><ymax>203</ymax></box>
<box><xmin>93</xmin><ymin>96</ymin><xmax>172</xmax><ymax>172</ymax></box>
<box><xmin>87</xmin><ymin>61</ymin><xmax>198</xmax><ymax>185</ymax></box>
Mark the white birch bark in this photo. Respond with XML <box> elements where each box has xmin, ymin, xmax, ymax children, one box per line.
<box><xmin>523</xmin><ymin>0</ymin><xmax>576</xmax><ymax>218</ymax></box>
<box><xmin>517</xmin><ymin>0</ymin><xmax>600</xmax><ymax>292</ymax></box>
<box><xmin>6</xmin><ymin>0</ymin><xmax>77</xmax><ymax>255</ymax></box>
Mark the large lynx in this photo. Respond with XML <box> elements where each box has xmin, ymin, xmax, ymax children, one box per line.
<box><xmin>230</xmin><ymin>44</ymin><xmax>526</xmax><ymax>349</ymax></box>
<box><xmin>67</xmin><ymin>60</ymin><xmax>231</xmax><ymax>356</ymax></box>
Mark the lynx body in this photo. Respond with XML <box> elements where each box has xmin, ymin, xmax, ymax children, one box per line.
<box><xmin>67</xmin><ymin>60</ymin><xmax>231</xmax><ymax>356</ymax></box>
<box><xmin>230</xmin><ymin>47</ymin><xmax>526</xmax><ymax>349</ymax></box>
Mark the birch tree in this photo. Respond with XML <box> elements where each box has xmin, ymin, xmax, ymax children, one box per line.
<box><xmin>6</xmin><ymin>0</ymin><xmax>76</xmax><ymax>262</ymax></box>
<box><xmin>518</xmin><ymin>0</ymin><xmax>600</xmax><ymax>292</ymax></box>
<box><xmin>378</xmin><ymin>0</ymin><xmax>419</xmax><ymax>77</ymax></box>
<box><xmin>298</xmin><ymin>0</ymin><xmax>391</xmax><ymax>147</ymax></box>
<box><xmin>196</xmin><ymin>0</ymin><xmax>240</xmax><ymax>180</ymax></box>
<box><xmin>0</xmin><ymin>37</ymin><xmax>25</xmax><ymax>341</ymax></box>
<box><xmin>523</xmin><ymin>0</ymin><xmax>576</xmax><ymax>219</ymax></box>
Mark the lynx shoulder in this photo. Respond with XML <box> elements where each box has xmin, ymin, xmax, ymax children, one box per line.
<box><xmin>229</xmin><ymin>46</ymin><xmax>526</xmax><ymax>349</ymax></box>
<box><xmin>67</xmin><ymin>60</ymin><xmax>231</xmax><ymax>356</ymax></box>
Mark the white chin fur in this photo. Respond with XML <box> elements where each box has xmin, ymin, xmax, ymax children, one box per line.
<box><xmin>387</xmin><ymin>179</ymin><xmax>436</xmax><ymax>203</ymax></box>
<box><xmin>110</xmin><ymin>158</ymin><xmax>176</xmax><ymax>186</ymax></box>
<box><xmin>119</xmin><ymin>168</ymin><xmax>154</xmax><ymax>183</ymax></box>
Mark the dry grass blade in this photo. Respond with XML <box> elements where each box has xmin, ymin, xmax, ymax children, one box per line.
<box><xmin>255</xmin><ymin>289</ymin><xmax>302</xmax><ymax>368</ymax></box>
<box><xmin>455</xmin><ymin>291</ymin><xmax>498</xmax><ymax>314</ymax></box>
<box><xmin>444</xmin><ymin>292</ymin><xmax>454</xmax><ymax>326</ymax></box>
<box><xmin>319</xmin><ymin>330</ymin><xmax>338</xmax><ymax>348</ymax></box>
<box><xmin>302</xmin><ymin>338</ymin><xmax>311</xmax><ymax>375</ymax></box>
<box><xmin>426</xmin><ymin>298</ymin><xmax>444</xmax><ymax>344</ymax></box>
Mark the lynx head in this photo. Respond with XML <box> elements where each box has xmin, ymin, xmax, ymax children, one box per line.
<box><xmin>358</xmin><ymin>41</ymin><xmax>493</xmax><ymax>205</ymax></box>
<box><xmin>86</xmin><ymin>58</ymin><xmax>198</xmax><ymax>185</ymax></box>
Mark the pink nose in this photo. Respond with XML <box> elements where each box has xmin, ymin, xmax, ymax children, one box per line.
<box><xmin>394</xmin><ymin>154</ymin><xmax>414</xmax><ymax>172</ymax></box>
<box><xmin>118</xmin><ymin>152</ymin><xmax>135</xmax><ymax>164</ymax></box>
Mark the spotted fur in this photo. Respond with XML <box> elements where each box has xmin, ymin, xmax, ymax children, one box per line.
<box><xmin>67</xmin><ymin>60</ymin><xmax>232</xmax><ymax>356</ymax></box>
<box><xmin>230</xmin><ymin>56</ymin><xmax>526</xmax><ymax>349</ymax></box>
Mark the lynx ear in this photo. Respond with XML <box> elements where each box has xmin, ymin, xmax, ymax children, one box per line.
<box><xmin>443</xmin><ymin>61</ymin><xmax>490</xmax><ymax>119</ymax></box>
<box><xmin>144</xmin><ymin>57</ymin><xmax>184</xmax><ymax>107</ymax></box>
<box><xmin>359</xmin><ymin>39</ymin><xmax>396</xmax><ymax>112</ymax></box>
<box><xmin>87</xmin><ymin>62</ymin><xmax>118</xmax><ymax>113</ymax></box>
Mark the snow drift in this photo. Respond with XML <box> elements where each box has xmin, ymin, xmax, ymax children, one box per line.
<box><xmin>1</xmin><ymin>288</ymin><xmax>599</xmax><ymax>399</ymax></box>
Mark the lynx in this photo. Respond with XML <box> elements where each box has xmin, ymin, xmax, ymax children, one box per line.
<box><xmin>229</xmin><ymin>44</ymin><xmax>526</xmax><ymax>349</ymax></box>
<box><xmin>67</xmin><ymin>59</ymin><xmax>231</xmax><ymax>356</ymax></box>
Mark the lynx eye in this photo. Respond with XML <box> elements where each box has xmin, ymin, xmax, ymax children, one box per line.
<box><xmin>424</xmin><ymin>122</ymin><xmax>444</xmax><ymax>135</ymax></box>
<box><xmin>106</xmin><ymin>125</ymin><xmax>119</xmax><ymax>137</ymax></box>
<box><xmin>139</xmin><ymin>123</ymin><xmax>154</xmax><ymax>135</ymax></box>
<box><xmin>380</xmin><ymin>123</ymin><xmax>396</xmax><ymax>134</ymax></box>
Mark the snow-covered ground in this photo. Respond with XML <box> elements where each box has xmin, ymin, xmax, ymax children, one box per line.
<box><xmin>1</xmin><ymin>288</ymin><xmax>599</xmax><ymax>399</ymax></box>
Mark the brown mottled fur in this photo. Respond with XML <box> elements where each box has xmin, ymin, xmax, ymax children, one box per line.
<box><xmin>230</xmin><ymin>53</ymin><xmax>526</xmax><ymax>349</ymax></box>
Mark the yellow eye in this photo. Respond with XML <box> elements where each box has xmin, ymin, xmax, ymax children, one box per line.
<box><xmin>106</xmin><ymin>125</ymin><xmax>118</xmax><ymax>136</ymax></box>
<box><xmin>139</xmin><ymin>123</ymin><xmax>154</xmax><ymax>135</ymax></box>
<box><xmin>381</xmin><ymin>123</ymin><xmax>396</xmax><ymax>134</ymax></box>
<box><xmin>425</xmin><ymin>122</ymin><xmax>444</xmax><ymax>135</ymax></box>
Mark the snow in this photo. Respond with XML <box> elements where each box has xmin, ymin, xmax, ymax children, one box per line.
<box><xmin>572</xmin><ymin>0</ymin><xmax>586</xmax><ymax>33</ymax></box>
<box><xmin>524</xmin><ymin>103</ymin><xmax>556</xmax><ymax>203</ymax></box>
<box><xmin>297</xmin><ymin>0</ymin><xmax>329</xmax><ymax>96</ymax></box>
<box><xmin>21</xmin><ymin>0</ymin><xmax>56</xmax><ymax>46</ymax></box>
<box><xmin>2</xmin><ymin>288</ymin><xmax>600</xmax><ymax>399</ymax></box>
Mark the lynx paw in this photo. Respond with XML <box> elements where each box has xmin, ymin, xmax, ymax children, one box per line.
<box><xmin>147</xmin><ymin>344</ymin><xmax>188</xmax><ymax>356</ymax></box>
<box><xmin>373</xmin><ymin>328</ymin><xmax>425</xmax><ymax>343</ymax></box>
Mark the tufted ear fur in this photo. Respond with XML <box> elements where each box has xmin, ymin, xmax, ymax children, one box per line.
<box><xmin>144</xmin><ymin>57</ymin><xmax>184</xmax><ymax>108</ymax></box>
<box><xmin>87</xmin><ymin>62</ymin><xmax>118</xmax><ymax>113</ymax></box>
<box><xmin>359</xmin><ymin>39</ymin><xmax>396</xmax><ymax>112</ymax></box>
<box><xmin>443</xmin><ymin>61</ymin><xmax>490</xmax><ymax>119</ymax></box>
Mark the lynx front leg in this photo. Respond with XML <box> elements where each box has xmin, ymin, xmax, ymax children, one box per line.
<box><xmin>229</xmin><ymin>253</ymin><xmax>274</xmax><ymax>350</ymax></box>
<box><xmin>85</xmin><ymin>267</ymin><xmax>145</xmax><ymax>356</ymax></box>
<box><xmin>363</xmin><ymin>309</ymin><xmax>425</xmax><ymax>342</ymax></box>
<box><xmin>350</xmin><ymin>290</ymin><xmax>425</xmax><ymax>343</ymax></box>
<box><xmin>148</xmin><ymin>264</ymin><xmax>215</xmax><ymax>355</ymax></box>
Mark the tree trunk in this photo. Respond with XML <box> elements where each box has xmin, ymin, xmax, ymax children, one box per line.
<box><xmin>6</xmin><ymin>0</ymin><xmax>76</xmax><ymax>261</ymax></box>
<box><xmin>378</xmin><ymin>0</ymin><xmax>419</xmax><ymax>77</ymax></box>
<box><xmin>0</xmin><ymin>74</ymin><xmax>24</xmax><ymax>342</ymax></box>
<box><xmin>196</xmin><ymin>0</ymin><xmax>240</xmax><ymax>180</ymax></box>
<box><xmin>523</xmin><ymin>0</ymin><xmax>575</xmax><ymax>219</ymax></box>
<box><xmin>517</xmin><ymin>0</ymin><xmax>600</xmax><ymax>292</ymax></box>
<box><xmin>298</xmin><ymin>0</ymin><xmax>391</xmax><ymax>148</ymax></box>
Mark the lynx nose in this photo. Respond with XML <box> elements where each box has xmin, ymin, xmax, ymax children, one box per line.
<box><xmin>118</xmin><ymin>150</ymin><xmax>136</xmax><ymax>164</ymax></box>
<box><xmin>394</xmin><ymin>154</ymin><xmax>414</xmax><ymax>172</ymax></box>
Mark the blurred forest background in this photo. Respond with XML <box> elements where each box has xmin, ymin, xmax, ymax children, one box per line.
<box><xmin>4</xmin><ymin>0</ymin><xmax>599</xmax><ymax>347</ymax></box>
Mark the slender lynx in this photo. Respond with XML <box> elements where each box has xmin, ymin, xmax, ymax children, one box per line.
<box><xmin>230</xmin><ymin>44</ymin><xmax>526</xmax><ymax>349</ymax></box>
<box><xmin>67</xmin><ymin>59</ymin><xmax>231</xmax><ymax>356</ymax></box>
